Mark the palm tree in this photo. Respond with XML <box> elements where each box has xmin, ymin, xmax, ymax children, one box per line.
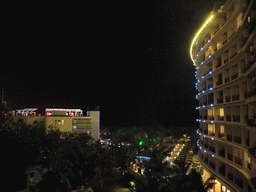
<box><xmin>142</xmin><ymin>148</ymin><xmax>173</xmax><ymax>191</ymax></box>
<box><xmin>160</xmin><ymin>163</ymin><xmax>215</xmax><ymax>192</ymax></box>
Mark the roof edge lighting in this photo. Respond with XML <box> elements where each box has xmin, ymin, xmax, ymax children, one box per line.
<box><xmin>190</xmin><ymin>14</ymin><xmax>215</xmax><ymax>66</ymax></box>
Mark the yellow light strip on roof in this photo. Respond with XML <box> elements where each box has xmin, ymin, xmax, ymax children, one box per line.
<box><xmin>190</xmin><ymin>14</ymin><xmax>215</xmax><ymax>66</ymax></box>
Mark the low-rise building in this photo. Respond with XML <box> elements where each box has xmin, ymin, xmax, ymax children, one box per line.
<box><xmin>13</xmin><ymin>108</ymin><xmax>100</xmax><ymax>142</ymax></box>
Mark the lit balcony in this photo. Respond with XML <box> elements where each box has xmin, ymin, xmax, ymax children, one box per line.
<box><xmin>218</xmin><ymin>133</ymin><xmax>225</xmax><ymax>140</ymax></box>
<box><xmin>217</xmin><ymin>115</ymin><xmax>224</xmax><ymax>121</ymax></box>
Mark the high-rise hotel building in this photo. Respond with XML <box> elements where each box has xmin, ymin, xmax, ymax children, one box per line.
<box><xmin>190</xmin><ymin>0</ymin><xmax>255</xmax><ymax>191</ymax></box>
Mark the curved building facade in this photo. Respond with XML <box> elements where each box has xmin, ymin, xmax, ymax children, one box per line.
<box><xmin>190</xmin><ymin>0</ymin><xmax>256</xmax><ymax>191</ymax></box>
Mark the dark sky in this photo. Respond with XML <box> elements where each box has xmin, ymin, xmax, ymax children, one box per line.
<box><xmin>1</xmin><ymin>1</ymin><xmax>219</xmax><ymax>128</ymax></box>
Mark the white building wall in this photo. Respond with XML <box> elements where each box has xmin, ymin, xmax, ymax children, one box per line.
<box><xmin>88</xmin><ymin>111</ymin><xmax>100</xmax><ymax>141</ymax></box>
<box><xmin>45</xmin><ymin>116</ymin><xmax>73</xmax><ymax>132</ymax></box>
<box><xmin>12</xmin><ymin>109</ymin><xmax>100</xmax><ymax>142</ymax></box>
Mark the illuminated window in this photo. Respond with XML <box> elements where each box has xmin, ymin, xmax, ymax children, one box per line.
<box><xmin>62</xmin><ymin>120</ymin><xmax>64</xmax><ymax>125</ymax></box>
<box><xmin>248</xmin><ymin>16</ymin><xmax>251</xmax><ymax>23</ymax></box>
<box><xmin>220</xmin><ymin>125</ymin><xmax>225</xmax><ymax>134</ymax></box>
<box><xmin>55</xmin><ymin>120</ymin><xmax>62</xmax><ymax>125</ymax></box>
<box><xmin>220</xmin><ymin>108</ymin><xmax>224</xmax><ymax>117</ymax></box>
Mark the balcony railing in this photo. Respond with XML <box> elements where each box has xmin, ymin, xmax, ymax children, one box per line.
<box><xmin>227</xmin><ymin>134</ymin><xmax>232</xmax><ymax>141</ymax></box>
<box><xmin>218</xmin><ymin>149</ymin><xmax>225</xmax><ymax>158</ymax></box>
<box><xmin>224</xmin><ymin>58</ymin><xmax>229</xmax><ymax>64</ymax></box>
<box><xmin>234</xmin><ymin>136</ymin><xmax>241</xmax><ymax>144</ymax></box>
<box><xmin>247</xmin><ymin>161</ymin><xmax>251</xmax><ymax>170</ymax></box>
<box><xmin>217</xmin><ymin>116</ymin><xmax>224</xmax><ymax>121</ymax></box>
<box><xmin>232</xmin><ymin>94</ymin><xmax>240</xmax><ymax>101</ymax></box>
<box><xmin>225</xmin><ymin>96</ymin><xmax>231</xmax><ymax>102</ymax></box>
<box><xmin>234</xmin><ymin>156</ymin><xmax>242</xmax><ymax>166</ymax></box>
<box><xmin>208</xmin><ymin>132</ymin><xmax>215</xmax><ymax>136</ymax></box>
<box><xmin>246</xmin><ymin>118</ymin><xmax>256</xmax><ymax>128</ymax></box>
<box><xmin>218</xmin><ymin>133</ymin><xmax>225</xmax><ymax>139</ymax></box>
<box><xmin>228</xmin><ymin>172</ymin><xmax>233</xmax><ymax>181</ymax></box>
<box><xmin>231</xmin><ymin>73</ymin><xmax>238</xmax><ymax>80</ymax></box>
<box><xmin>233</xmin><ymin>115</ymin><xmax>240</xmax><ymax>122</ymax></box>
<box><xmin>230</xmin><ymin>52</ymin><xmax>237</xmax><ymax>60</ymax></box>
<box><xmin>209</xmin><ymin>146</ymin><xmax>215</xmax><ymax>153</ymax></box>
<box><xmin>208</xmin><ymin>116</ymin><xmax>214</xmax><ymax>120</ymax></box>
<box><xmin>216</xmin><ymin>62</ymin><xmax>222</xmax><ymax>69</ymax></box>
<box><xmin>225</xmin><ymin>77</ymin><xmax>230</xmax><ymax>83</ymax></box>
<box><xmin>210</xmin><ymin>162</ymin><xmax>216</xmax><ymax>170</ymax></box>
<box><xmin>245</xmin><ymin>88</ymin><xmax>256</xmax><ymax>99</ymax></box>
<box><xmin>216</xmin><ymin>81</ymin><xmax>223</xmax><ymax>86</ymax></box>
<box><xmin>246</xmin><ymin>138</ymin><xmax>250</xmax><ymax>147</ymax></box>
<box><xmin>235</xmin><ymin>177</ymin><xmax>243</xmax><ymax>189</ymax></box>
<box><xmin>248</xmin><ymin>147</ymin><xmax>256</xmax><ymax>158</ymax></box>
<box><xmin>219</xmin><ymin>166</ymin><xmax>226</xmax><ymax>176</ymax></box>
<box><xmin>243</xmin><ymin>58</ymin><xmax>256</xmax><ymax>73</ymax></box>
<box><xmin>228</xmin><ymin>153</ymin><xmax>233</xmax><ymax>161</ymax></box>
<box><xmin>217</xmin><ymin>98</ymin><xmax>223</xmax><ymax>103</ymax></box>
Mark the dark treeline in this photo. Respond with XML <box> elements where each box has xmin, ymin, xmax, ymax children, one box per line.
<box><xmin>1</xmin><ymin>103</ymin><xmax>213</xmax><ymax>192</ymax></box>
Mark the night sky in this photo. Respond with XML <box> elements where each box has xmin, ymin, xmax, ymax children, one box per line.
<box><xmin>1</xmin><ymin>1</ymin><xmax>219</xmax><ymax>128</ymax></box>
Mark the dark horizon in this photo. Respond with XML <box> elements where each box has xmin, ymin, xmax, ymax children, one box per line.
<box><xmin>1</xmin><ymin>0</ymin><xmax>219</xmax><ymax>128</ymax></box>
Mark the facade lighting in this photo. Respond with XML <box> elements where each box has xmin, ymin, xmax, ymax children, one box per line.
<box><xmin>190</xmin><ymin>14</ymin><xmax>215</xmax><ymax>65</ymax></box>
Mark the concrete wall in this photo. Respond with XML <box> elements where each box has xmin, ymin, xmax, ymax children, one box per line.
<box><xmin>13</xmin><ymin>116</ymin><xmax>45</xmax><ymax>126</ymax></box>
<box><xmin>45</xmin><ymin>116</ymin><xmax>73</xmax><ymax>132</ymax></box>
<box><xmin>88</xmin><ymin>111</ymin><xmax>100</xmax><ymax>142</ymax></box>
